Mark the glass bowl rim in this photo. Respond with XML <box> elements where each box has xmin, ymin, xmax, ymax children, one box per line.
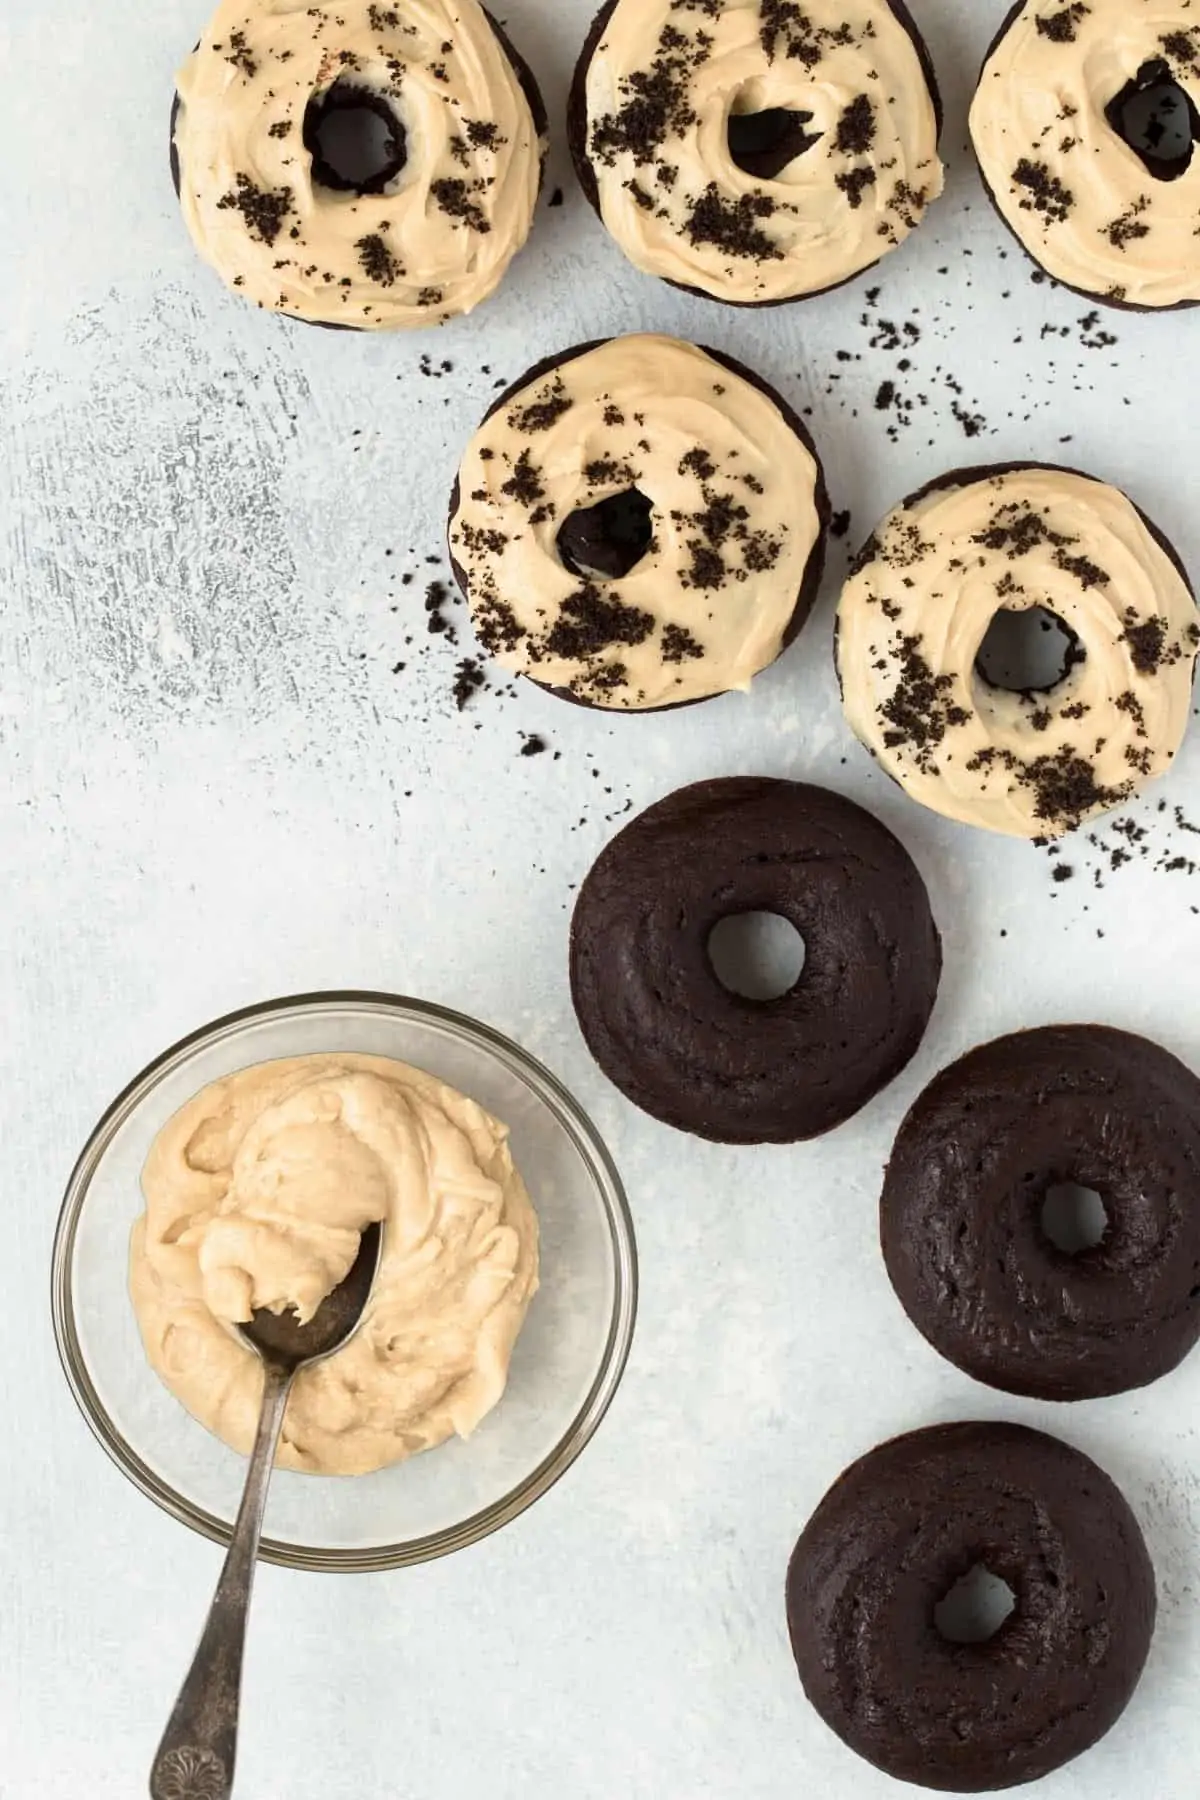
<box><xmin>50</xmin><ymin>989</ymin><xmax>638</xmax><ymax>1574</ymax></box>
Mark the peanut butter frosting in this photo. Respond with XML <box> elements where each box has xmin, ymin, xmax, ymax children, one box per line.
<box><xmin>576</xmin><ymin>0</ymin><xmax>943</xmax><ymax>304</ymax></box>
<box><xmin>837</xmin><ymin>466</ymin><xmax>1199</xmax><ymax>839</ymax></box>
<box><xmin>448</xmin><ymin>333</ymin><xmax>828</xmax><ymax>710</ymax></box>
<box><xmin>130</xmin><ymin>1054</ymin><xmax>538</xmax><ymax>1475</ymax></box>
<box><xmin>173</xmin><ymin>0</ymin><xmax>543</xmax><ymax>329</ymax></box>
<box><xmin>971</xmin><ymin>3</ymin><xmax>1200</xmax><ymax>308</ymax></box>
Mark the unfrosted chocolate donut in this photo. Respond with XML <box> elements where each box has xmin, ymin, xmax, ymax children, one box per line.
<box><xmin>569</xmin><ymin>778</ymin><xmax>941</xmax><ymax>1144</ymax></box>
<box><xmin>881</xmin><ymin>1024</ymin><xmax>1200</xmax><ymax>1400</ymax></box>
<box><xmin>787</xmin><ymin>1421</ymin><xmax>1156</xmax><ymax>1792</ymax></box>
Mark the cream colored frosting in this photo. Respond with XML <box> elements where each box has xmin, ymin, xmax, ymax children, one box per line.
<box><xmin>449</xmin><ymin>333</ymin><xmax>826</xmax><ymax>709</ymax></box>
<box><xmin>580</xmin><ymin>0</ymin><xmax>943</xmax><ymax>303</ymax></box>
<box><xmin>971</xmin><ymin>3</ymin><xmax>1200</xmax><ymax>307</ymax></box>
<box><xmin>174</xmin><ymin>0</ymin><xmax>543</xmax><ymax>328</ymax></box>
<box><xmin>837</xmin><ymin>467</ymin><xmax>1199</xmax><ymax>838</ymax></box>
<box><xmin>130</xmin><ymin>1054</ymin><xmax>538</xmax><ymax>1475</ymax></box>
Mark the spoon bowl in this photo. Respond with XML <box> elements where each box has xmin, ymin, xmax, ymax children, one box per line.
<box><xmin>238</xmin><ymin>1220</ymin><xmax>383</xmax><ymax>1372</ymax></box>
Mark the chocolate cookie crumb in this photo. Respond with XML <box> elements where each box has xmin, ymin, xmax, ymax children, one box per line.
<box><xmin>589</xmin><ymin>22</ymin><xmax>706</xmax><ymax>167</ymax></box>
<box><xmin>355</xmin><ymin>232</ymin><xmax>403</xmax><ymax>284</ymax></box>
<box><xmin>881</xmin><ymin>637</ymin><xmax>972</xmax><ymax>766</ymax></box>
<box><xmin>508</xmin><ymin>375</ymin><xmax>573</xmax><ymax>434</ymax></box>
<box><xmin>501</xmin><ymin>449</ymin><xmax>546</xmax><ymax>508</ymax></box>
<box><xmin>1026</xmin><ymin>746</ymin><xmax>1127</xmax><ymax>831</ymax></box>
<box><xmin>1012</xmin><ymin>158</ymin><xmax>1074</xmax><ymax>225</ymax></box>
<box><xmin>217</xmin><ymin>175</ymin><xmax>293</xmax><ymax>246</ymax></box>
<box><xmin>679</xmin><ymin>447</ymin><xmax>717</xmax><ymax>481</ymax></box>
<box><xmin>685</xmin><ymin>184</ymin><xmax>782</xmax><ymax>262</ymax></box>
<box><xmin>544</xmin><ymin>583</ymin><xmax>655</xmax><ymax>660</ymax></box>
<box><xmin>759</xmin><ymin>0</ymin><xmax>823</xmax><ymax>67</ymax></box>
<box><xmin>836</xmin><ymin>166</ymin><xmax>877</xmax><ymax>209</ymax></box>
<box><xmin>1161</xmin><ymin>28</ymin><xmax>1200</xmax><ymax>70</ymax></box>
<box><xmin>834</xmin><ymin>94</ymin><xmax>875</xmax><ymax>155</ymax></box>
<box><xmin>1036</xmin><ymin>4</ymin><xmax>1089</xmax><ymax>43</ymax></box>
<box><xmin>662</xmin><ymin>624</ymin><xmax>705</xmax><ymax>663</ymax></box>
<box><xmin>683</xmin><ymin>542</ymin><xmax>726</xmax><ymax>589</ymax></box>
<box><xmin>224</xmin><ymin>28</ymin><xmax>257</xmax><ymax>77</ymax></box>
<box><xmin>475</xmin><ymin>594</ymin><xmax>527</xmax><ymax>655</ymax></box>
<box><xmin>431</xmin><ymin>177</ymin><xmax>491</xmax><ymax>233</ymax></box>
<box><xmin>1106</xmin><ymin>197</ymin><xmax>1151</xmax><ymax>250</ymax></box>
<box><xmin>1124</xmin><ymin>614</ymin><xmax>1168</xmax><ymax>674</ymax></box>
<box><xmin>974</xmin><ymin>505</ymin><xmax>1069</xmax><ymax>558</ymax></box>
<box><xmin>453</xmin><ymin>657</ymin><xmax>486</xmax><ymax>709</ymax></box>
<box><xmin>424</xmin><ymin>579</ymin><xmax>456</xmax><ymax>641</ymax></box>
<box><xmin>1054</xmin><ymin>548</ymin><xmax>1109</xmax><ymax>590</ymax></box>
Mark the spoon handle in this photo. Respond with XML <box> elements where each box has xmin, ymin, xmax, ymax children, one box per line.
<box><xmin>149</xmin><ymin>1362</ymin><xmax>294</xmax><ymax>1800</ymax></box>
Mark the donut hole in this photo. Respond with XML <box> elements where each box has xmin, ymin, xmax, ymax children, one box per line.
<box><xmin>1041</xmin><ymin>1182</ymin><xmax>1109</xmax><ymax>1256</ymax></box>
<box><xmin>557</xmin><ymin>489</ymin><xmax>655</xmax><ymax>581</ymax></box>
<box><xmin>707</xmin><ymin>912</ymin><xmax>806</xmax><ymax>1002</ymax></box>
<box><xmin>727</xmin><ymin>103</ymin><xmax>821</xmax><ymax>180</ymax></box>
<box><xmin>1106</xmin><ymin>59</ymin><xmax>1200</xmax><ymax>182</ymax></box>
<box><xmin>934</xmin><ymin>1564</ymin><xmax>1016</xmax><ymax>1646</ymax></box>
<box><xmin>303</xmin><ymin>82</ymin><xmax>408</xmax><ymax>195</ymax></box>
<box><xmin>975</xmin><ymin>607</ymin><xmax>1083</xmax><ymax>694</ymax></box>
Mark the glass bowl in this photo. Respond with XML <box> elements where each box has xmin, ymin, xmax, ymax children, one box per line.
<box><xmin>52</xmin><ymin>992</ymin><xmax>637</xmax><ymax>1572</ymax></box>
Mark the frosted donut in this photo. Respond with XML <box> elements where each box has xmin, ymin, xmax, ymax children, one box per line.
<box><xmin>172</xmin><ymin>0</ymin><xmax>546</xmax><ymax>329</ymax></box>
<box><xmin>837</xmin><ymin>463</ymin><xmax>1199</xmax><ymax>839</ymax></box>
<box><xmin>447</xmin><ymin>334</ymin><xmax>830</xmax><ymax>712</ymax></box>
<box><xmin>971</xmin><ymin>2</ymin><xmax>1200</xmax><ymax>309</ymax></box>
<box><xmin>568</xmin><ymin>0</ymin><xmax>944</xmax><ymax>306</ymax></box>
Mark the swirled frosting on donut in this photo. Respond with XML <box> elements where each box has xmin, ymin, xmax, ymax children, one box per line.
<box><xmin>838</xmin><ymin>467</ymin><xmax>1199</xmax><ymax>838</ymax></box>
<box><xmin>174</xmin><ymin>0</ymin><xmax>543</xmax><ymax>328</ymax></box>
<box><xmin>448</xmin><ymin>334</ymin><xmax>827</xmax><ymax>710</ymax></box>
<box><xmin>971</xmin><ymin>3</ymin><xmax>1200</xmax><ymax>308</ymax></box>
<box><xmin>130</xmin><ymin>1053</ymin><xmax>538</xmax><ymax>1475</ymax></box>
<box><xmin>575</xmin><ymin>0</ymin><xmax>943</xmax><ymax>304</ymax></box>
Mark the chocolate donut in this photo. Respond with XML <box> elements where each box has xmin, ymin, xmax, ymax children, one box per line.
<box><xmin>569</xmin><ymin>779</ymin><xmax>941</xmax><ymax>1144</ymax></box>
<box><xmin>448</xmin><ymin>336</ymin><xmax>830</xmax><ymax>713</ymax></box>
<box><xmin>881</xmin><ymin>1024</ymin><xmax>1200</xmax><ymax>1401</ymax></box>
<box><xmin>787</xmin><ymin>1421</ymin><xmax>1157</xmax><ymax>1792</ymax></box>
<box><xmin>971</xmin><ymin>2</ymin><xmax>1200</xmax><ymax>310</ymax></box>
<box><xmin>568</xmin><ymin>0</ymin><xmax>943</xmax><ymax>307</ymax></box>
<box><xmin>171</xmin><ymin>0</ymin><xmax>546</xmax><ymax>329</ymax></box>
<box><xmin>837</xmin><ymin>462</ymin><xmax>1199</xmax><ymax>839</ymax></box>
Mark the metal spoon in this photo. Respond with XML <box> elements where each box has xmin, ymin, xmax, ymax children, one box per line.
<box><xmin>149</xmin><ymin>1221</ymin><xmax>383</xmax><ymax>1800</ymax></box>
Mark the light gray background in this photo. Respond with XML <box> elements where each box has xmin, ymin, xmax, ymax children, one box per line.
<box><xmin>3</xmin><ymin>1</ymin><xmax>1200</xmax><ymax>1795</ymax></box>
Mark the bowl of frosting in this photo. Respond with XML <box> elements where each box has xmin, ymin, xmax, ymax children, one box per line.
<box><xmin>52</xmin><ymin>992</ymin><xmax>637</xmax><ymax>1571</ymax></box>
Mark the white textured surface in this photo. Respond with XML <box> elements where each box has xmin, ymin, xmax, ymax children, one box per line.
<box><xmin>3</xmin><ymin>2</ymin><xmax>1200</xmax><ymax>1795</ymax></box>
